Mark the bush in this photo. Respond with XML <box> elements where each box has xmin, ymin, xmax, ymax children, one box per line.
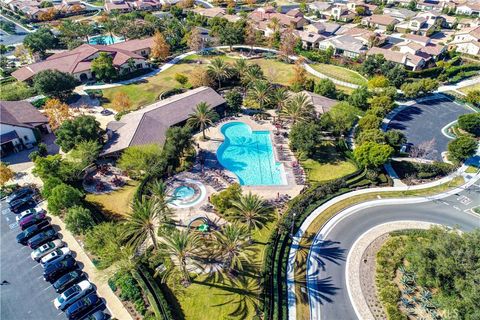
<box><xmin>41</xmin><ymin>176</ymin><xmax>63</xmax><ymax>198</ymax></box>
<box><xmin>392</xmin><ymin>161</ymin><xmax>455</xmax><ymax>181</ymax></box>
<box><xmin>210</xmin><ymin>183</ymin><xmax>242</xmax><ymax>214</ymax></box>
<box><xmin>64</xmin><ymin>205</ymin><xmax>95</xmax><ymax>235</ymax></box>
<box><xmin>448</xmin><ymin>136</ymin><xmax>478</xmax><ymax>162</ymax></box>
<box><xmin>457</xmin><ymin>113</ymin><xmax>480</xmax><ymax>137</ymax></box>
<box><xmin>174</xmin><ymin>73</ymin><xmax>188</xmax><ymax>85</ymax></box>
<box><xmin>0</xmin><ymin>81</ymin><xmax>36</xmax><ymax>101</ymax></box>
<box><xmin>47</xmin><ymin>183</ymin><xmax>83</xmax><ymax>215</ymax></box>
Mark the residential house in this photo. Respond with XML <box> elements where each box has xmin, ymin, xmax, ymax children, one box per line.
<box><xmin>416</xmin><ymin>0</ymin><xmax>444</xmax><ymax>11</ymax></box>
<box><xmin>346</xmin><ymin>0</ymin><xmax>378</xmax><ymax>16</ymax></box>
<box><xmin>449</xmin><ymin>26</ymin><xmax>480</xmax><ymax>56</ymax></box>
<box><xmin>304</xmin><ymin>22</ymin><xmax>341</xmax><ymax>36</ymax></box>
<box><xmin>104</xmin><ymin>0</ymin><xmax>161</xmax><ymax>12</ymax></box>
<box><xmin>367</xmin><ymin>47</ymin><xmax>426</xmax><ymax>70</ymax></box>
<box><xmin>382</xmin><ymin>7</ymin><xmax>417</xmax><ymax>20</ymax></box>
<box><xmin>0</xmin><ymin>101</ymin><xmax>50</xmax><ymax>156</ymax></box>
<box><xmin>319</xmin><ymin>34</ymin><xmax>368</xmax><ymax>58</ymax></box>
<box><xmin>329</xmin><ymin>4</ymin><xmax>356</xmax><ymax>22</ymax></box>
<box><xmin>300</xmin><ymin>91</ymin><xmax>338</xmax><ymax>115</ymax></box>
<box><xmin>308</xmin><ymin>1</ymin><xmax>333</xmax><ymax>15</ymax></box>
<box><xmin>249</xmin><ymin>7</ymin><xmax>308</xmax><ymax>32</ymax></box>
<box><xmin>12</xmin><ymin>37</ymin><xmax>154</xmax><ymax>82</ymax></box>
<box><xmin>2</xmin><ymin>0</ymin><xmax>90</xmax><ymax>21</ymax></box>
<box><xmin>455</xmin><ymin>1</ymin><xmax>480</xmax><ymax>16</ymax></box>
<box><xmin>192</xmin><ymin>7</ymin><xmax>226</xmax><ymax>18</ymax></box>
<box><xmin>295</xmin><ymin>30</ymin><xmax>325</xmax><ymax>49</ymax></box>
<box><xmin>396</xmin><ymin>12</ymin><xmax>445</xmax><ymax>35</ymax></box>
<box><xmin>362</xmin><ymin>14</ymin><xmax>399</xmax><ymax>31</ymax></box>
<box><xmin>101</xmin><ymin>87</ymin><xmax>226</xmax><ymax>156</ymax></box>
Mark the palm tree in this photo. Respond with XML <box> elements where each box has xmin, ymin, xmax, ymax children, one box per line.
<box><xmin>161</xmin><ymin>230</ymin><xmax>201</xmax><ymax>285</ymax></box>
<box><xmin>123</xmin><ymin>197</ymin><xmax>160</xmax><ymax>251</ymax></box>
<box><xmin>281</xmin><ymin>92</ymin><xmax>314</xmax><ymax>124</ymax></box>
<box><xmin>229</xmin><ymin>192</ymin><xmax>270</xmax><ymax>232</ymax></box>
<box><xmin>271</xmin><ymin>87</ymin><xmax>289</xmax><ymax>116</ymax></box>
<box><xmin>207</xmin><ymin>57</ymin><xmax>231</xmax><ymax>89</ymax></box>
<box><xmin>234</xmin><ymin>59</ymin><xmax>248</xmax><ymax>78</ymax></box>
<box><xmin>187</xmin><ymin>102</ymin><xmax>218</xmax><ymax>139</ymax></box>
<box><xmin>213</xmin><ymin>223</ymin><xmax>254</xmax><ymax>274</ymax></box>
<box><xmin>78</xmin><ymin>22</ymin><xmax>94</xmax><ymax>43</ymax></box>
<box><xmin>103</xmin><ymin>19</ymin><xmax>116</xmax><ymax>43</ymax></box>
<box><xmin>247</xmin><ymin>80</ymin><xmax>271</xmax><ymax>111</ymax></box>
<box><xmin>240</xmin><ymin>64</ymin><xmax>264</xmax><ymax>90</ymax></box>
<box><xmin>148</xmin><ymin>179</ymin><xmax>173</xmax><ymax>224</ymax></box>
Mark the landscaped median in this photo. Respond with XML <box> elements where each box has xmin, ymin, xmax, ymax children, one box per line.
<box><xmin>286</xmin><ymin>172</ymin><xmax>467</xmax><ymax>320</ymax></box>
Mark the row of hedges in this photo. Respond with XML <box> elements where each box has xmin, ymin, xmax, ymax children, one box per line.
<box><xmin>135</xmin><ymin>266</ymin><xmax>174</xmax><ymax>320</ymax></box>
<box><xmin>391</xmin><ymin>161</ymin><xmax>456</xmax><ymax>181</ymax></box>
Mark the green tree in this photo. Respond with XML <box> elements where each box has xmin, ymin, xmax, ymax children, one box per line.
<box><xmin>368</xmin><ymin>75</ymin><xmax>390</xmax><ymax>90</ymax></box>
<box><xmin>207</xmin><ymin>57</ymin><xmax>232</xmax><ymax>89</ymax></box>
<box><xmin>213</xmin><ymin>223</ymin><xmax>254</xmax><ymax>273</ymax></box>
<box><xmin>210</xmin><ymin>183</ymin><xmax>242</xmax><ymax>214</ymax></box>
<box><xmin>353</xmin><ymin>142</ymin><xmax>394</xmax><ymax>168</ymax></box>
<box><xmin>229</xmin><ymin>192</ymin><xmax>270</xmax><ymax>232</ymax></box>
<box><xmin>358</xmin><ymin>114</ymin><xmax>382</xmax><ymax>131</ymax></box>
<box><xmin>65</xmin><ymin>205</ymin><xmax>95</xmax><ymax>235</ymax></box>
<box><xmin>385</xmin><ymin>130</ymin><xmax>406</xmax><ymax>150</ymax></box>
<box><xmin>457</xmin><ymin>113</ymin><xmax>480</xmax><ymax>137</ymax></box>
<box><xmin>246</xmin><ymin>80</ymin><xmax>271</xmax><ymax>110</ymax></box>
<box><xmin>147</xmin><ymin>179</ymin><xmax>174</xmax><ymax>224</ymax></box>
<box><xmin>118</xmin><ymin>144</ymin><xmax>163</xmax><ymax>178</ymax></box>
<box><xmin>356</xmin><ymin>129</ymin><xmax>385</xmax><ymax>145</ymax></box>
<box><xmin>349</xmin><ymin>86</ymin><xmax>370</xmax><ymax>110</ymax></box>
<box><xmin>32</xmin><ymin>154</ymin><xmax>62</xmax><ymax>179</ymax></box>
<box><xmin>271</xmin><ymin>87</ymin><xmax>289</xmax><ymax>115</ymax></box>
<box><xmin>23</xmin><ymin>28</ymin><xmax>56</xmax><ymax>58</ymax></box>
<box><xmin>322</xmin><ymin>102</ymin><xmax>360</xmax><ymax>135</ymax></box>
<box><xmin>85</xmin><ymin>222</ymin><xmax>125</xmax><ymax>268</ymax></box>
<box><xmin>160</xmin><ymin>230</ymin><xmax>201</xmax><ymax>285</ymax></box>
<box><xmin>289</xmin><ymin>121</ymin><xmax>322</xmax><ymax>157</ymax></box>
<box><xmin>33</xmin><ymin>70</ymin><xmax>77</xmax><ymax>99</ymax></box>
<box><xmin>281</xmin><ymin>92</ymin><xmax>314</xmax><ymax>124</ymax></box>
<box><xmin>91</xmin><ymin>52</ymin><xmax>117</xmax><ymax>82</ymax></box>
<box><xmin>465</xmin><ymin>90</ymin><xmax>480</xmax><ymax>107</ymax></box>
<box><xmin>369</xmin><ymin>95</ymin><xmax>394</xmax><ymax>115</ymax></box>
<box><xmin>219</xmin><ymin>23</ymin><xmax>244</xmax><ymax>50</ymax></box>
<box><xmin>448</xmin><ymin>136</ymin><xmax>477</xmax><ymax>162</ymax></box>
<box><xmin>240</xmin><ymin>64</ymin><xmax>264</xmax><ymax>90</ymax></box>
<box><xmin>187</xmin><ymin>102</ymin><xmax>218</xmax><ymax>139</ymax></box>
<box><xmin>124</xmin><ymin>197</ymin><xmax>160</xmax><ymax>250</ymax></box>
<box><xmin>41</xmin><ymin>176</ymin><xmax>63</xmax><ymax>198</ymax></box>
<box><xmin>401</xmin><ymin>79</ymin><xmax>439</xmax><ymax>98</ymax></box>
<box><xmin>47</xmin><ymin>183</ymin><xmax>83</xmax><ymax>215</ymax></box>
<box><xmin>55</xmin><ymin>115</ymin><xmax>103</xmax><ymax>152</ymax></box>
<box><xmin>314</xmin><ymin>79</ymin><xmax>337</xmax><ymax>99</ymax></box>
<box><xmin>68</xmin><ymin>140</ymin><xmax>101</xmax><ymax>171</ymax></box>
<box><xmin>225</xmin><ymin>89</ymin><xmax>243</xmax><ymax>113</ymax></box>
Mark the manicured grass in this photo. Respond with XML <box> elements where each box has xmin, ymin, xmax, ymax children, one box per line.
<box><xmin>310</xmin><ymin>63</ymin><xmax>368</xmax><ymax>86</ymax></box>
<box><xmin>459</xmin><ymin>83</ymin><xmax>480</xmax><ymax>94</ymax></box>
<box><xmin>176</xmin><ymin>218</ymin><xmax>276</xmax><ymax>320</ymax></box>
<box><xmin>85</xmin><ymin>180</ymin><xmax>138</xmax><ymax>218</ymax></box>
<box><xmin>294</xmin><ymin>176</ymin><xmax>465</xmax><ymax>320</ymax></box>
<box><xmin>301</xmin><ymin>143</ymin><xmax>357</xmax><ymax>183</ymax></box>
<box><xmin>465</xmin><ymin>166</ymin><xmax>479</xmax><ymax>173</ymax></box>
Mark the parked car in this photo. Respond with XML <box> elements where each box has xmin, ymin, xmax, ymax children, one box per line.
<box><xmin>6</xmin><ymin>188</ymin><xmax>33</xmax><ymax>204</ymax></box>
<box><xmin>41</xmin><ymin>247</ymin><xmax>71</xmax><ymax>266</ymax></box>
<box><xmin>9</xmin><ymin>196</ymin><xmax>35</xmax><ymax>213</ymax></box>
<box><xmin>80</xmin><ymin>310</ymin><xmax>106</xmax><ymax>320</ymax></box>
<box><xmin>43</xmin><ymin>255</ymin><xmax>77</xmax><ymax>282</ymax></box>
<box><xmin>54</xmin><ymin>280</ymin><xmax>93</xmax><ymax>311</ymax></box>
<box><xmin>31</xmin><ymin>239</ymin><xmax>65</xmax><ymax>262</ymax></box>
<box><xmin>28</xmin><ymin>228</ymin><xmax>58</xmax><ymax>249</ymax></box>
<box><xmin>65</xmin><ymin>293</ymin><xmax>101</xmax><ymax>320</ymax></box>
<box><xmin>16</xmin><ymin>207</ymin><xmax>45</xmax><ymax>222</ymax></box>
<box><xmin>53</xmin><ymin>270</ymin><xmax>84</xmax><ymax>293</ymax></box>
<box><xmin>19</xmin><ymin>211</ymin><xmax>47</xmax><ymax>230</ymax></box>
<box><xmin>16</xmin><ymin>220</ymin><xmax>50</xmax><ymax>245</ymax></box>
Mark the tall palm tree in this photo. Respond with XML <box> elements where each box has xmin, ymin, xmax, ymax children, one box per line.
<box><xmin>281</xmin><ymin>92</ymin><xmax>315</xmax><ymax>124</ymax></box>
<box><xmin>207</xmin><ymin>57</ymin><xmax>231</xmax><ymax>89</ymax></box>
<box><xmin>123</xmin><ymin>197</ymin><xmax>160</xmax><ymax>251</ymax></box>
<box><xmin>161</xmin><ymin>230</ymin><xmax>201</xmax><ymax>284</ymax></box>
<box><xmin>240</xmin><ymin>64</ymin><xmax>264</xmax><ymax>89</ymax></box>
<box><xmin>234</xmin><ymin>58</ymin><xmax>248</xmax><ymax>78</ymax></box>
<box><xmin>271</xmin><ymin>87</ymin><xmax>289</xmax><ymax>117</ymax></box>
<box><xmin>148</xmin><ymin>179</ymin><xmax>173</xmax><ymax>224</ymax></box>
<box><xmin>247</xmin><ymin>80</ymin><xmax>271</xmax><ymax>111</ymax></box>
<box><xmin>229</xmin><ymin>192</ymin><xmax>270</xmax><ymax>232</ymax></box>
<box><xmin>187</xmin><ymin>102</ymin><xmax>218</xmax><ymax>139</ymax></box>
<box><xmin>213</xmin><ymin>223</ymin><xmax>254</xmax><ymax>273</ymax></box>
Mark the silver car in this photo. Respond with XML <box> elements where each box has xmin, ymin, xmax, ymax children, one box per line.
<box><xmin>54</xmin><ymin>280</ymin><xmax>93</xmax><ymax>311</ymax></box>
<box><xmin>41</xmin><ymin>247</ymin><xmax>71</xmax><ymax>266</ymax></box>
<box><xmin>31</xmin><ymin>239</ymin><xmax>64</xmax><ymax>262</ymax></box>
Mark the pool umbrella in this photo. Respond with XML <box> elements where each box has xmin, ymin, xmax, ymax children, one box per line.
<box><xmin>198</xmin><ymin>224</ymin><xmax>209</xmax><ymax>232</ymax></box>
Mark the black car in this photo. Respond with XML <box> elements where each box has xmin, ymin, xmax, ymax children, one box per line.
<box><xmin>53</xmin><ymin>270</ymin><xmax>84</xmax><ymax>293</ymax></box>
<box><xmin>44</xmin><ymin>255</ymin><xmax>77</xmax><ymax>282</ymax></box>
<box><xmin>80</xmin><ymin>310</ymin><xmax>106</xmax><ymax>320</ymax></box>
<box><xmin>9</xmin><ymin>195</ymin><xmax>35</xmax><ymax>213</ymax></box>
<box><xmin>28</xmin><ymin>228</ymin><xmax>58</xmax><ymax>249</ymax></box>
<box><xmin>66</xmin><ymin>293</ymin><xmax>101</xmax><ymax>320</ymax></box>
<box><xmin>16</xmin><ymin>220</ymin><xmax>50</xmax><ymax>245</ymax></box>
<box><xmin>6</xmin><ymin>188</ymin><xmax>33</xmax><ymax>204</ymax></box>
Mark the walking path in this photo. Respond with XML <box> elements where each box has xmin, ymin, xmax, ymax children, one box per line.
<box><xmin>436</xmin><ymin>76</ymin><xmax>480</xmax><ymax>92</ymax></box>
<box><xmin>0</xmin><ymin>14</ymin><xmax>34</xmax><ymax>33</ymax></box>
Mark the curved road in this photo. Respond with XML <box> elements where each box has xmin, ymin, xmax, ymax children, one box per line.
<box><xmin>306</xmin><ymin>181</ymin><xmax>480</xmax><ymax>320</ymax></box>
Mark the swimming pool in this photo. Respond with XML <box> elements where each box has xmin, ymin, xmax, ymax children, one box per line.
<box><xmin>217</xmin><ymin>122</ymin><xmax>286</xmax><ymax>186</ymax></box>
<box><xmin>88</xmin><ymin>35</ymin><xmax>124</xmax><ymax>45</ymax></box>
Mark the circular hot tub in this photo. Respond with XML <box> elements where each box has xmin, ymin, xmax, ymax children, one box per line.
<box><xmin>168</xmin><ymin>179</ymin><xmax>206</xmax><ymax>208</ymax></box>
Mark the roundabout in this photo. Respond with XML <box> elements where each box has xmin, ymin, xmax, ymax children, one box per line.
<box><xmin>287</xmin><ymin>171</ymin><xmax>480</xmax><ymax>320</ymax></box>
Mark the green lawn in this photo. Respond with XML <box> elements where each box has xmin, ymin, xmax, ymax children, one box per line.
<box><xmin>310</xmin><ymin>63</ymin><xmax>368</xmax><ymax>86</ymax></box>
<box><xmin>459</xmin><ymin>83</ymin><xmax>480</xmax><ymax>94</ymax></box>
<box><xmin>175</xmin><ymin>218</ymin><xmax>276</xmax><ymax>320</ymax></box>
<box><xmin>301</xmin><ymin>143</ymin><xmax>358</xmax><ymax>183</ymax></box>
<box><xmin>85</xmin><ymin>180</ymin><xmax>138</xmax><ymax>218</ymax></box>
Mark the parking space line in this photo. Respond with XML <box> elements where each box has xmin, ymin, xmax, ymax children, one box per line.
<box><xmin>43</xmin><ymin>285</ymin><xmax>53</xmax><ymax>291</ymax></box>
<box><xmin>442</xmin><ymin>201</ymin><xmax>450</xmax><ymax>206</ymax></box>
<box><xmin>453</xmin><ymin>206</ymin><xmax>462</xmax><ymax>211</ymax></box>
<box><xmin>32</xmin><ymin>264</ymin><xmax>41</xmax><ymax>269</ymax></box>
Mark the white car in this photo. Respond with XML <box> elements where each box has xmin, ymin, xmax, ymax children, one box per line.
<box><xmin>54</xmin><ymin>280</ymin><xmax>93</xmax><ymax>311</ymax></box>
<box><xmin>41</xmin><ymin>247</ymin><xmax>71</xmax><ymax>266</ymax></box>
<box><xmin>31</xmin><ymin>239</ymin><xmax>64</xmax><ymax>262</ymax></box>
<box><xmin>16</xmin><ymin>207</ymin><xmax>45</xmax><ymax>222</ymax></box>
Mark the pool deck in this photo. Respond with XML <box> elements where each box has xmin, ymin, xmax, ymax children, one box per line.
<box><xmin>196</xmin><ymin>114</ymin><xmax>304</xmax><ymax>200</ymax></box>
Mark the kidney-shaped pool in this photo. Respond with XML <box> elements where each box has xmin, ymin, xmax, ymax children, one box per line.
<box><xmin>216</xmin><ymin>122</ymin><xmax>286</xmax><ymax>186</ymax></box>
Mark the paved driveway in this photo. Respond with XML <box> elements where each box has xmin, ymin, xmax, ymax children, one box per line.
<box><xmin>0</xmin><ymin>201</ymin><xmax>68</xmax><ymax>320</ymax></box>
<box><xmin>387</xmin><ymin>95</ymin><xmax>473</xmax><ymax>161</ymax></box>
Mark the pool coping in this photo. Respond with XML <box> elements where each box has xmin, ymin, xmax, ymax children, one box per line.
<box><xmin>167</xmin><ymin>178</ymin><xmax>207</xmax><ymax>209</ymax></box>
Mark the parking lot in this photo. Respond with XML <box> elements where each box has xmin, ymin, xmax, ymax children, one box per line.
<box><xmin>0</xmin><ymin>199</ymin><xmax>107</xmax><ymax>320</ymax></box>
<box><xmin>387</xmin><ymin>95</ymin><xmax>473</xmax><ymax>161</ymax></box>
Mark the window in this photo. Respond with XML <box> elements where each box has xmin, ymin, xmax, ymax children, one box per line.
<box><xmin>24</xmin><ymin>135</ymin><xmax>28</xmax><ymax>141</ymax></box>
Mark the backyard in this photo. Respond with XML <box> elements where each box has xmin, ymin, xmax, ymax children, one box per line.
<box><xmin>85</xmin><ymin>180</ymin><xmax>138</xmax><ymax>218</ymax></box>
<box><xmin>301</xmin><ymin>142</ymin><xmax>358</xmax><ymax>183</ymax></box>
<box><xmin>309</xmin><ymin>63</ymin><xmax>368</xmax><ymax>86</ymax></box>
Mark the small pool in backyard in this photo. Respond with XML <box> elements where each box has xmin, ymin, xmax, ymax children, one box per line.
<box><xmin>217</xmin><ymin>122</ymin><xmax>286</xmax><ymax>186</ymax></box>
<box><xmin>88</xmin><ymin>35</ymin><xmax>125</xmax><ymax>45</ymax></box>
<box><xmin>168</xmin><ymin>179</ymin><xmax>206</xmax><ymax>208</ymax></box>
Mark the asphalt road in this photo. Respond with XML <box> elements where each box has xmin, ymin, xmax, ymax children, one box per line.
<box><xmin>307</xmin><ymin>181</ymin><xmax>480</xmax><ymax>320</ymax></box>
<box><xmin>387</xmin><ymin>96</ymin><xmax>472</xmax><ymax>161</ymax></box>
<box><xmin>0</xmin><ymin>200</ymin><xmax>68</xmax><ymax>320</ymax></box>
<box><xmin>0</xmin><ymin>16</ymin><xmax>29</xmax><ymax>46</ymax></box>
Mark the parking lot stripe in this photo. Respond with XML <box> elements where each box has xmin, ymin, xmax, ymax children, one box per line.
<box><xmin>43</xmin><ymin>285</ymin><xmax>53</xmax><ymax>291</ymax></box>
<box><xmin>32</xmin><ymin>263</ymin><xmax>41</xmax><ymax>269</ymax></box>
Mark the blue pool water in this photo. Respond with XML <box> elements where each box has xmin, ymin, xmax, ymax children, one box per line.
<box><xmin>88</xmin><ymin>35</ymin><xmax>125</xmax><ymax>45</ymax></box>
<box><xmin>217</xmin><ymin>122</ymin><xmax>286</xmax><ymax>186</ymax></box>
<box><xmin>173</xmin><ymin>186</ymin><xmax>195</xmax><ymax>200</ymax></box>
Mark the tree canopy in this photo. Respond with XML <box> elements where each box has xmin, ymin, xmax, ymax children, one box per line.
<box><xmin>354</xmin><ymin>141</ymin><xmax>394</xmax><ymax>168</ymax></box>
<box><xmin>33</xmin><ymin>70</ymin><xmax>77</xmax><ymax>99</ymax></box>
<box><xmin>55</xmin><ymin>115</ymin><xmax>103</xmax><ymax>152</ymax></box>
<box><xmin>447</xmin><ymin>136</ymin><xmax>477</xmax><ymax>162</ymax></box>
<box><xmin>457</xmin><ymin>113</ymin><xmax>480</xmax><ymax>137</ymax></box>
